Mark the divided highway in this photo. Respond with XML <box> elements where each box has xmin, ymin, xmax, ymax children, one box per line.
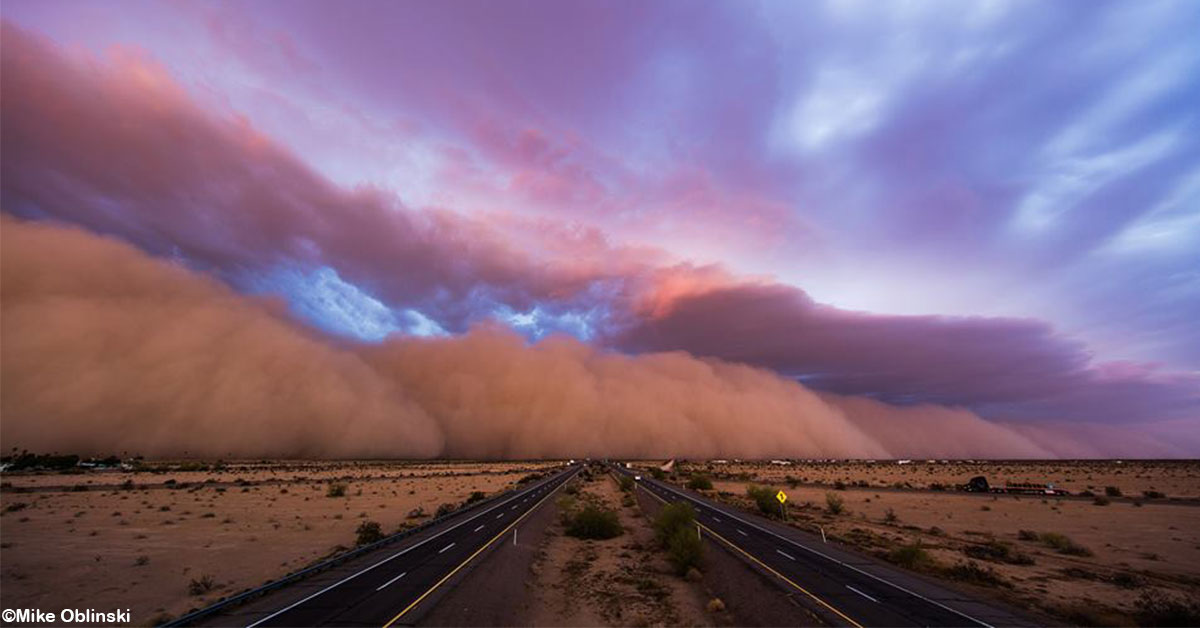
<box><xmin>211</xmin><ymin>464</ymin><xmax>578</xmax><ymax>627</ymax></box>
<box><xmin>611</xmin><ymin>463</ymin><xmax>1035</xmax><ymax>628</ymax></box>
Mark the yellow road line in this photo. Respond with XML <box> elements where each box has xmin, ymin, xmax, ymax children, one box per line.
<box><xmin>381</xmin><ymin>470</ymin><xmax>576</xmax><ymax>627</ymax></box>
<box><xmin>637</xmin><ymin>481</ymin><xmax>864</xmax><ymax>628</ymax></box>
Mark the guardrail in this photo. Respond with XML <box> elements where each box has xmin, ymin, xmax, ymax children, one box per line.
<box><xmin>163</xmin><ymin>468</ymin><xmax>567</xmax><ymax>627</ymax></box>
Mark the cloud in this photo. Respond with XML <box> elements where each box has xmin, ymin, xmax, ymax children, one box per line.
<box><xmin>2</xmin><ymin>19</ymin><xmax>1196</xmax><ymax>456</ymax></box>
<box><xmin>614</xmin><ymin>281</ymin><xmax>1200</xmax><ymax>428</ymax></box>
<box><xmin>0</xmin><ymin>22</ymin><xmax>641</xmax><ymax>333</ymax></box>
<box><xmin>3</xmin><ymin>215</ymin><xmax>1076</xmax><ymax>459</ymax></box>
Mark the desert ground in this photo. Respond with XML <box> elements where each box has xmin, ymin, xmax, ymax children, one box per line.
<box><xmin>0</xmin><ymin>460</ymin><xmax>556</xmax><ymax>624</ymax></box>
<box><xmin>3</xmin><ymin>459</ymin><xmax>1197</xmax><ymax>627</ymax></box>
<box><xmin>686</xmin><ymin>459</ymin><xmax>1200</xmax><ymax>500</ymax></box>
<box><xmin>656</xmin><ymin>460</ymin><xmax>1200</xmax><ymax>626</ymax></box>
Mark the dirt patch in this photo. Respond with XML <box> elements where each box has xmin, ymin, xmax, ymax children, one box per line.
<box><xmin>526</xmin><ymin>466</ymin><xmax>719</xmax><ymax>627</ymax></box>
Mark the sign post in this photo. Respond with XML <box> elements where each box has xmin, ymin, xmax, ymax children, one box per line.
<box><xmin>776</xmin><ymin>490</ymin><xmax>788</xmax><ymax>520</ymax></box>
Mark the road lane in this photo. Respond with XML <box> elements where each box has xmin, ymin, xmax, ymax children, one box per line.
<box><xmin>611</xmin><ymin>464</ymin><xmax>1034</xmax><ymax>628</ymax></box>
<box><xmin>234</xmin><ymin>465</ymin><xmax>578</xmax><ymax>627</ymax></box>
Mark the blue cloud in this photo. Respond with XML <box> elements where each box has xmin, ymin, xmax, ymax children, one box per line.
<box><xmin>238</xmin><ymin>265</ymin><xmax>445</xmax><ymax>341</ymax></box>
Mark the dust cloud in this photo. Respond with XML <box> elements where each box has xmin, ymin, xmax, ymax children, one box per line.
<box><xmin>1</xmin><ymin>215</ymin><xmax>1057</xmax><ymax>459</ymax></box>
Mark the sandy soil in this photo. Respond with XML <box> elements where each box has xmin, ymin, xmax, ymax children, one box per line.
<box><xmin>650</xmin><ymin>460</ymin><xmax>1200</xmax><ymax>625</ymax></box>
<box><xmin>526</xmin><ymin>469</ymin><xmax>721</xmax><ymax>627</ymax></box>
<box><xmin>673</xmin><ymin>459</ymin><xmax>1200</xmax><ymax>499</ymax></box>
<box><xmin>0</xmin><ymin>463</ymin><xmax>537</xmax><ymax>625</ymax></box>
<box><xmin>0</xmin><ymin>460</ymin><xmax>558</xmax><ymax>491</ymax></box>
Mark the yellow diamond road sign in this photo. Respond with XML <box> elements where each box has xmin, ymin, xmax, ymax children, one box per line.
<box><xmin>776</xmin><ymin>490</ymin><xmax>787</xmax><ymax>504</ymax></box>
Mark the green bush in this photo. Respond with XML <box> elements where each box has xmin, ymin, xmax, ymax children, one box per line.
<box><xmin>687</xmin><ymin>475</ymin><xmax>714</xmax><ymax>490</ymax></box>
<box><xmin>1092</xmin><ymin>495</ymin><xmax>1111</xmax><ymax>506</ymax></box>
<box><xmin>825</xmin><ymin>492</ymin><xmax>845</xmax><ymax>515</ymax></box>
<box><xmin>188</xmin><ymin>575</ymin><xmax>216</xmax><ymax>596</ymax></box>
<box><xmin>746</xmin><ymin>485</ymin><xmax>778</xmax><ymax>517</ymax></box>
<box><xmin>666</xmin><ymin>525</ymin><xmax>703</xmax><ymax>575</ymax></box>
<box><xmin>326</xmin><ymin>483</ymin><xmax>347</xmax><ymax>498</ymax></box>
<box><xmin>1104</xmin><ymin>486</ymin><xmax>1122</xmax><ymax>497</ymax></box>
<box><xmin>650</xmin><ymin>468</ymin><xmax>666</xmax><ymax>481</ymax></box>
<box><xmin>355</xmin><ymin>520</ymin><xmax>384</xmax><ymax>546</ymax></box>
<box><xmin>464</xmin><ymin>491</ymin><xmax>486</xmax><ymax>505</ymax></box>
<box><xmin>654</xmin><ymin>502</ymin><xmax>703</xmax><ymax>575</ymax></box>
<box><xmin>1112</xmin><ymin>572</ymin><xmax>1144</xmax><ymax>589</ymax></box>
<box><xmin>654</xmin><ymin>502</ymin><xmax>697</xmax><ymax>546</ymax></box>
<box><xmin>618</xmin><ymin>475</ymin><xmax>635</xmax><ymax>492</ymax></box>
<box><xmin>888</xmin><ymin>542</ymin><xmax>932</xmax><ymax>569</ymax></box>
<box><xmin>963</xmin><ymin>540</ymin><xmax>1034</xmax><ymax>565</ymax></box>
<box><xmin>1038</xmin><ymin>532</ymin><xmax>1092</xmax><ymax>556</ymax></box>
<box><xmin>435</xmin><ymin>502</ymin><xmax>456</xmax><ymax>518</ymax></box>
<box><xmin>566</xmin><ymin>504</ymin><xmax>623</xmax><ymax>539</ymax></box>
<box><xmin>942</xmin><ymin>561</ymin><xmax>1008</xmax><ymax>587</ymax></box>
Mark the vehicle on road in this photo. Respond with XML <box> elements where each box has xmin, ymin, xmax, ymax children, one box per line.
<box><xmin>962</xmin><ymin>475</ymin><xmax>1069</xmax><ymax>495</ymax></box>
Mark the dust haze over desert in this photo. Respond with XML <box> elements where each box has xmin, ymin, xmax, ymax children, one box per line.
<box><xmin>4</xmin><ymin>215</ymin><xmax>1061</xmax><ymax>460</ymax></box>
<box><xmin>1</xmin><ymin>2</ymin><xmax>1199</xmax><ymax>461</ymax></box>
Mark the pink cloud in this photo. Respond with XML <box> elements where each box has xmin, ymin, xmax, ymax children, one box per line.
<box><xmin>0</xmin><ymin>22</ymin><xmax>635</xmax><ymax>329</ymax></box>
<box><xmin>614</xmin><ymin>280</ymin><xmax>1200</xmax><ymax>435</ymax></box>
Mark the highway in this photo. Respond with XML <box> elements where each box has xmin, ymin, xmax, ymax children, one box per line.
<box><xmin>610</xmin><ymin>463</ymin><xmax>1035</xmax><ymax>628</ymax></box>
<box><xmin>208</xmin><ymin>464</ymin><xmax>578</xmax><ymax>627</ymax></box>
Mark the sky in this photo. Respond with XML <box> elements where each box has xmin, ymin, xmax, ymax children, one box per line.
<box><xmin>2</xmin><ymin>0</ymin><xmax>1198</xmax><ymax>457</ymax></box>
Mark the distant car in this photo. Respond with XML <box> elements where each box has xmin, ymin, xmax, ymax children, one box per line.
<box><xmin>964</xmin><ymin>476</ymin><xmax>990</xmax><ymax>492</ymax></box>
<box><xmin>634</xmin><ymin>475</ymin><xmax>642</xmax><ymax>481</ymax></box>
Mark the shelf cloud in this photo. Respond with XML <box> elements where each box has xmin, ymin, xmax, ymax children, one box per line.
<box><xmin>2</xmin><ymin>12</ymin><xmax>1197</xmax><ymax>458</ymax></box>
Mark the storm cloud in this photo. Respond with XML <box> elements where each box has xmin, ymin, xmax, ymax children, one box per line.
<box><xmin>1</xmin><ymin>14</ymin><xmax>1197</xmax><ymax>458</ymax></box>
<box><xmin>616</xmin><ymin>282</ymin><xmax>1200</xmax><ymax>426</ymax></box>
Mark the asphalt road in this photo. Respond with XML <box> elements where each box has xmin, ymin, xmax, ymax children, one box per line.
<box><xmin>610</xmin><ymin>464</ymin><xmax>1036</xmax><ymax>628</ymax></box>
<box><xmin>232</xmin><ymin>464</ymin><xmax>579</xmax><ymax>628</ymax></box>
